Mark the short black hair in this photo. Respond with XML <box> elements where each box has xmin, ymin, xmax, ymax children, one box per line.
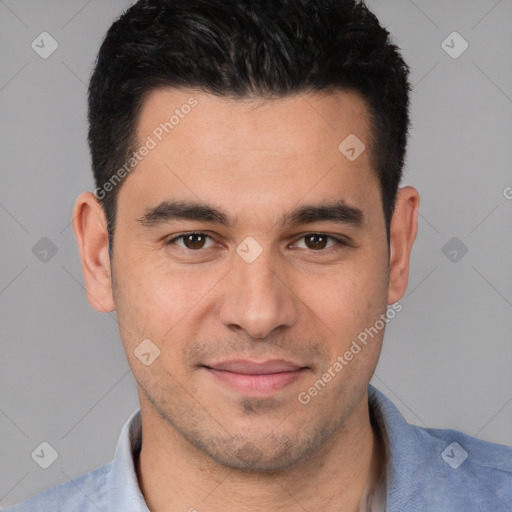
<box><xmin>88</xmin><ymin>0</ymin><xmax>411</xmax><ymax>258</ymax></box>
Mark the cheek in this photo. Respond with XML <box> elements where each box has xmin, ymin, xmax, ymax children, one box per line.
<box><xmin>111</xmin><ymin>247</ymin><xmax>172</xmax><ymax>344</ymax></box>
<box><xmin>112</xmin><ymin>267</ymin><xmax>195</xmax><ymax>387</ymax></box>
<box><xmin>303</xmin><ymin>254</ymin><xmax>388</xmax><ymax>336</ymax></box>
<box><xmin>113</xmin><ymin>251</ymin><xmax>218</xmax><ymax>358</ymax></box>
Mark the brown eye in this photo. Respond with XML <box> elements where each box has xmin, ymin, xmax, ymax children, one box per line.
<box><xmin>304</xmin><ymin>234</ymin><xmax>328</xmax><ymax>250</ymax></box>
<box><xmin>293</xmin><ymin>233</ymin><xmax>344</xmax><ymax>251</ymax></box>
<box><xmin>167</xmin><ymin>232</ymin><xmax>214</xmax><ymax>250</ymax></box>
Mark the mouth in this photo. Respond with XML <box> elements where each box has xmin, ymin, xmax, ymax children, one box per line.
<box><xmin>202</xmin><ymin>359</ymin><xmax>309</xmax><ymax>396</ymax></box>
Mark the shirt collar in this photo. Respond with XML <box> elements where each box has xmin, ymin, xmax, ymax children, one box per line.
<box><xmin>108</xmin><ymin>385</ymin><xmax>439</xmax><ymax>511</ymax></box>
<box><xmin>368</xmin><ymin>384</ymin><xmax>441</xmax><ymax>511</ymax></box>
<box><xmin>109</xmin><ymin>407</ymin><xmax>149</xmax><ymax>511</ymax></box>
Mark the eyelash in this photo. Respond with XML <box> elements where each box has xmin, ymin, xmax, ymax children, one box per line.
<box><xmin>165</xmin><ymin>232</ymin><xmax>349</xmax><ymax>253</ymax></box>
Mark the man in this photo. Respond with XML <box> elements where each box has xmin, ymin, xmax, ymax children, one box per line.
<box><xmin>7</xmin><ymin>0</ymin><xmax>511</xmax><ymax>511</ymax></box>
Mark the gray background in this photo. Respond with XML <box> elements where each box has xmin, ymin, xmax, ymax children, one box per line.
<box><xmin>1</xmin><ymin>0</ymin><xmax>511</xmax><ymax>508</ymax></box>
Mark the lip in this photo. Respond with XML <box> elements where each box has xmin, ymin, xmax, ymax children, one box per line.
<box><xmin>207</xmin><ymin>359</ymin><xmax>304</xmax><ymax>374</ymax></box>
<box><xmin>203</xmin><ymin>359</ymin><xmax>308</xmax><ymax>396</ymax></box>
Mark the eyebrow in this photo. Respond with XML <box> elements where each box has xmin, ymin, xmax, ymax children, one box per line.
<box><xmin>136</xmin><ymin>199</ymin><xmax>364</xmax><ymax>229</ymax></box>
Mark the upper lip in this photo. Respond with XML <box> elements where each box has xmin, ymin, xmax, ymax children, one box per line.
<box><xmin>204</xmin><ymin>359</ymin><xmax>306</xmax><ymax>375</ymax></box>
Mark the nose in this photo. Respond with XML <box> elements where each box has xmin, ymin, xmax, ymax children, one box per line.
<box><xmin>217</xmin><ymin>246</ymin><xmax>299</xmax><ymax>340</ymax></box>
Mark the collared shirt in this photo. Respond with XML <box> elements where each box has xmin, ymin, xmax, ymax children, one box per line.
<box><xmin>6</xmin><ymin>385</ymin><xmax>512</xmax><ymax>511</ymax></box>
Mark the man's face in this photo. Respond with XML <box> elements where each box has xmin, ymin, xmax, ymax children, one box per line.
<box><xmin>102</xmin><ymin>88</ymin><xmax>402</xmax><ymax>471</ymax></box>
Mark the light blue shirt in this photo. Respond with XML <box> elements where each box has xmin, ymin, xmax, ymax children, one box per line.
<box><xmin>7</xmin><ymin>385</ymin><xmax>512</xmax><ymax>511</ymax></box>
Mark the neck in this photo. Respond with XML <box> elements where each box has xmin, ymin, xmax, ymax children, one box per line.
<box><xmin>135</xmin><ymin>390</ymin><xmax>383</xmax><ymax>512</ymax></box>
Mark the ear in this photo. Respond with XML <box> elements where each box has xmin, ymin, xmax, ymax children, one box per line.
<box><xmin>72</xmin><ymin>191</ymin><xmax>115</xmax><ymax>313</ymax></box>
<box><xmin>387</xmin><ymin>186</ymin><xmax>420</xmax><ymax>304</ymax></box>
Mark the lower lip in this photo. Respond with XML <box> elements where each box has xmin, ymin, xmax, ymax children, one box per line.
<box><xmin>205</xmin><ymin>368</ymin><xmax>307</xmax><ymax>396</ymax></box>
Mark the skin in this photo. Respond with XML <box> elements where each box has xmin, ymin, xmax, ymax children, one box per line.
<box><xmin>73</xmin><ymin>88</ymin><xmax>419</xmax><ymax>511</ymax></box>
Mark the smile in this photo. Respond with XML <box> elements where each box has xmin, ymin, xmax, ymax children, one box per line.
<box><xmin>203</xmin><ymin>359</ymin><xmax>309</xmax><ymax>396</ymax></box>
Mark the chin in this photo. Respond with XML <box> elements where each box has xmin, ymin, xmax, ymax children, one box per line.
<box><xmin>193</xmin><ymin>432</ymin><xmax>322</xmax><ymax>474</ymax></box>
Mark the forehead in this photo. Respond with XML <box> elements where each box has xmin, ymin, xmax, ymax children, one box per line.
<box><xmin>137</xmin><ymin>87</ymin><xmax>372</xmax><ymax>157</ymax></box>
<box><xmin>118</xmin><ymin>87</ymin><xmax>381</xmax><ymax>227</ymax></box>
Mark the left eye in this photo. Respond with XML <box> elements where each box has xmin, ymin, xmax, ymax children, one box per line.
<box><xmin>166</xmin><ymin>232</ymin><xmax>346</xmax><ymax>251</ymax></box>
<box><xmin>167</xmin><ymin>232</ymin><xmax>216</xmax><ymax>250</ymax></box>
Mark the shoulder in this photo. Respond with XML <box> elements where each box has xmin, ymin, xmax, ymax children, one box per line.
<box><xmin>414</xmin><ymin>424</ymin><xmax>512</xmax><ymax>509</ymax></box>
<box><xmin>417</xmin><ymin>422</ymin><xmax>512</xmax><ymax>472</ymax></box>
<box><xmin>368</xmin><ymin>385</ymin><xmax>512</xmax><ymax>510</ymax></box>
<box><xmin>5</xmin><ymin>462</ymin><xmax>112</xmax><ymax>512</ymax></box>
